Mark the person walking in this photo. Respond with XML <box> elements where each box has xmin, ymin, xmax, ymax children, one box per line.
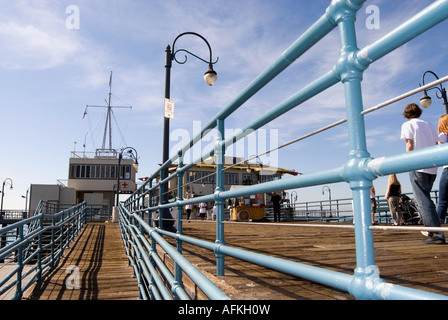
<box><xmin>185</xmin><ymin>195</ymin><xmax>193</xmax><ymax>222</ymax></box>
<box><xmin>271</xmin><ymin>192</ymin><xmax>282</xmax><ymax>222</ymax></box>
<box><xmin>437</xmin><ymin>114</ymin><xmax>448</xmax><ymax>224</ymax></box>
<box><xmin>370</xmin><ymin>186</ymin><xmax>377</xmax><ymax>225</ymax></box>
<box><xmin>199</xmin><ymin>201</ymin><xmax>207</xmax><ymax>220</ymax></box>
<box><xmin>401</xmin><ymin>103</ymin><xmax>444</xmax><ymax>244</ymax></box>
<box><xmin>385</xmin><ymin>174</ymin><xmax>403</xmax><ymax>225</ymax></box>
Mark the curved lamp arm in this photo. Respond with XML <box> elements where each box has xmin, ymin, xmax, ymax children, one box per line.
<box><xmin>169</xmin><ymin>32</ymin><xmax>218</xmax><ymax>86</ymax></box>
<box><xmin>420</xmin><ymin>70</ymin><xmax>448</xmax><ymax>114</ymax></box>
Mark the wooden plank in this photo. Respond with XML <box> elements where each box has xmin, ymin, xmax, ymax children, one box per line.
<box><xmin>21</xmin><ymin>220</ymin><xmax>448</xmax><ymax>300</ymax></box>
<box><xmin>167</xmin><ymin>221</ymin><xmax>448</xmax><ymax>300</ymax></box>
<box><xmin>23</xmin><ymin>222</ymin><xmax>139</xmax><ymax>300</ymax></box>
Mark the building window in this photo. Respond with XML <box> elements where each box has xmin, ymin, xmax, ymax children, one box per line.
<box><xmin>260</xmin><ymin>174</ymin><xmax>281</xmax><ymax>183</ymax></box>
<box><xmin>224</xmin><ymin>173</ymin><xmax>239</xmax><ymax>185</ymax></box>
<box><xmin>242</xmin><ymin>174</ymin><xmax>253</xmax><ymax>185</ymax></box>
<box><xmin>69</xmin><ymin>164</ymin><xmax>131</xmax><ymax>180</ymax></box>
<box><xmin>124</xmin><ymin>165</ymin><xmax>131</xmax><ymax>179</ymax></box>
<box><xmin>186</xmin><ymin>171</ymin><xmax>215</xmax><ymax>184</ymax></box>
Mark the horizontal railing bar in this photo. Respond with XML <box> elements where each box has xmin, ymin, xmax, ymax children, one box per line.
<box><xmin>154</xmin><ymin>221</ymin><xmax>448</xmax><ymax>300</ymax></box>
<box><xmin>242</xmin><ymin>75</ymin><xmax>448</xmax><ymax>161</ymax></box>
<box><xmin>133</xmin><ymin>73</ymin><xmax>448</xmax><ymax>201</ymax></box>
<box><xmin>370</xmin><ymin>225</ymin><xmax>448</xmax><ymax>232</ymax></box>
<box><xmin>361</xmin><ymin>75</ymin><xmax>448</xmax><ymax>116</ymax></box>
<box><xmin>131</xmin><ymin>5</ymin><xmax>448</xmax><ymax>211</ymax></box>
<box><xmin>169</xmin><ymin>15</ymin><xmax>338</xmax><ymax>166</ymax></box>
<box><xmin>127</xmin><ymin>209</ymin><xmax>230</xmax><ymax>300</ymax></box>
<box><xmin>356</xmin><ymin>0</ymin><xmax>448</xmax><ymax>67</ymax></box>
<box><xmin>145</xmin><ymin>7</ymin><xmax>341</xmax><ymax>185</ymax></box>
<box><xmin>0</xmin><ymin>201</ymin><xmax>87</xmax><ymax>300</ymax></box>
<box><xmin>0</xmin><ymin>215</ymin><xmax>42</xmax><ymax>235</ymax></box>
<box><xmin>129</xmin><ymin>223</ymin><xmax>190</xmax><ymax>300</ymax></box>
<box><xmin>135</xmin><ymin>143</ymin><xmax>448</xmax><ymax>217</ymax></box>
<box><xmin>121</xmin><ymin>0</ymin><xmax>448</xmax><ymax>300</ymax></box>
<box><xmin>146</xmin><ymin>0</ymin><xmax>448</xmax><ymax>185</ymax></box>
<box><xmin>222</xmin><ymin>220</ymin><xmax>355</xmax><ymax>229</ymax></box>
<box><xmin>130</xmin><ymin>235</ymin><xmax>173</xmax><ymax>300</ymax></box>
<box><xmin>367</xmin><ymin>143</ymin><xmax>448</xmax><ymax>177</ymax></box>
<box><xmin>138</xmin><ymin>0</ymin><xmax>448</xmax><ymax>197</ymax></box>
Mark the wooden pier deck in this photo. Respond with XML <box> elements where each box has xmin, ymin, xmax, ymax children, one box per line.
<box><xmin>23</xmin><ymin>222</ymin><xmax>139</xmax><ymax>300</ymax></box>
<box><xmin>21</xmin><ymin>220</ymin><xmax>448</xmax><ymax>300</ymax></box>
<box><xmin>164</xmin><ymin>220</ymin><xmax>448</xmax><ymax>300</ymax></box>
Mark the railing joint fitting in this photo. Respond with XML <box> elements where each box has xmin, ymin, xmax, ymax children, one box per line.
<box><xmin>342</xmin><ymin>157</ymin><xmax>377</xmax><ymax>186</ymax></box>
<box><xmin>349</xmin><ymin>265</ymin><xmax>385</xmax><ymax>300</ymax></box>
<box><xmin>171</xmin><ymin>281</ymin><xmax>184</xmax><ymax>295</ymax></box>
<box><xmin>325</xmin><ymin>0</ymin><xmax>363</xmax><ymax>26</ymax></box>
<box><xmin>214</xmin><ymin>242</ymin><xmax>225</xmax><ymax>256</ymax></box>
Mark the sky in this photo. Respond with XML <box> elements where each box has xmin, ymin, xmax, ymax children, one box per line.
<box><xmin>1</xmin><ymin>0</ymin><xmax>448</xmax><ymax>210</ymax></box>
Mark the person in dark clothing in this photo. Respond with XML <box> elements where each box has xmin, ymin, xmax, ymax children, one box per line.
<box><xmin>271</xmin><ymin>192</ymin><xmax>282</xmax><ymax>222</ymax></box>
<box><xmin>385</xmin><ymin>174</ymin><xmax>403</xmax><ymax>225</ymax></box>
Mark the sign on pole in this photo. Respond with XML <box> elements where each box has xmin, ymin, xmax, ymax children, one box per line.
<box><xmin>164</xmin><ymin>98</ymin><xmax>175</xmax><ymax>119</ymax></box>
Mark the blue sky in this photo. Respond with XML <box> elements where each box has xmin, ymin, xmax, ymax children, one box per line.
<box><xmin>1</xmin><ymin>0</ymin><xmax>448</xmax><ymax>210</ymax></box>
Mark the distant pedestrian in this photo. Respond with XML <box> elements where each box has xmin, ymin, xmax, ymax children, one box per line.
<box><xmin>437</xmin><ymin>114</ymin><xmax>448</xmax><ymax>224</ymax></box>
<box><xmin>401</xmin><ymin>103</ymin><xmax>444</xmax><ymax>244</ymax></box>
<box><xmin>185</xmin><ymin>195</ymin><xmax>193</xmax><ymax>222</ymax></box>
<box><xmin>385</xmin><ymin>174</ymin><xmax>403</xmax><ymax>225</ymax></box>
<box><xmin>271</xmin><ymin>192</ymin><xmax>282</xmax><ymax>222</ymax></box>
<box><xmin>370</xmin><ymin>186</ymin><xmax>377</xmax><ymax>225</ymax></box>
<box><xmin>212</xmin><ymin>203</ymin><xmax>217</xmax><ymax>220</ymax></box>
<box><xmin>199</xmin><ymin>202</ymin><xmax>207</xmax><ymax>220</ymax></box>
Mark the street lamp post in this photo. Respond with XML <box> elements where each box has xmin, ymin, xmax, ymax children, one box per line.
<box><xmin>161</xmin><ymin>32</ymin><xmax>218</xmax><ymax>230</ymax></box>
<box><xmin>116</xmin><ymin>147</ymin><xmax>139</xmax><ymax>207</ymax></box>
<box><xmin>0</xmin><ymin>178</ymin><xmax>13</xmax><ymax>218</ymax></box>
<box><xmin>420</xmin><ymin>70</ymin><xmax>448</xmax><ymax>114</ymax></box>
<box><xmin>322</xmin><ymin>186</ymin><xmax>332</xmax><ymax>218</ymax></box>
<box><xmin>21</xmin><ymin>187</ymin><xmax>30</xmax><ymax>218</ymax></box>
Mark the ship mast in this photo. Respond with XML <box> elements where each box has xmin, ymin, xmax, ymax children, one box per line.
<box><xmin>84</xmin><ymin>71</ymin><xmax>132</xmax><ymax>158</ymax></box>
<box><xmin>102</xmin><ymin>71</ymin><xmax>114</xmax><ymax>151</ymax></box>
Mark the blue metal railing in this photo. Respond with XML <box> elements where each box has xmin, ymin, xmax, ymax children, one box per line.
<box><xmin>0</xmin><ymin>201</ymin><xmax>87</xmax><ymax>300</ymax></box>
<box><xmin>118</xmin><ymin>203</ymin><xmax>229</xmax><ymax>300</ymax></box>
<box><xmin>122</xmin><ymin>0</ymin><xmax>448</xmax><ymax>300</ymax></box>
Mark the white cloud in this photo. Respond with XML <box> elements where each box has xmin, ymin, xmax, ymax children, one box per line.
<box><xmin>0</xmin><ymin>22</ymin><xmax>83</xmax><ymax>69</ymax></box>
<box><xmin>0</xmin><ymin>1</ymin><xmax>81</xmax><ymax>70</ymax></box>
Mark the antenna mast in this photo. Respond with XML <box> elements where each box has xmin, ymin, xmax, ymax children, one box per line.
<box><xmin>84</xmin><ymin>71</ymin><xmax>132</xmax><ymax>158</ymax></box>
<box><xmin>102</xmin><ymin>71</ymin><xmax>114</xmax><ymax>151</ymax></box>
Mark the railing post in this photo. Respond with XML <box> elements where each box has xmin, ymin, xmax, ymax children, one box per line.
<box><xmin>334</xmin><ymin>1</ymin><xmax>379</xmax><ymax>299</ymax></box>
<box><xmin>60</xmin><ymin>211</ymin><xmax>65</xmax><ymax>256</ymax></box>
<box><xmin>175</xmin><ymin>149</ymin><xmax>184</xmax><ymax>288</ymax></box>
<box><xmin>149</xmin><ymin>179</ymin><xmax>153</xmax><ymax>227</ymax></box>
<box><xmin>159</xmin><ymin>170</ymin><xmax>165</xmax><ymax>230</ymax></box>
<box><xmin>50</xmin><ymin>214</ymin><xmax>55</xmax><ymax>269</ymax></box>
<box><xmin>37</xmin><ymin>214</ymin><xmax>43</xmax><ymax>282</ymax></box>
<box><xmin>14</xmin><ymin>224</ymin><xmax>24</xmax><ymax>300</ymax></box>
<box><xmin>140</xmin><ymin>186</ymin><xmax>146</xmax><ymax>235</ymax></box>
<box><xmin>215</xmin><ymin>118</ymin><xmax>226</xmax><ymax>276</ymax></box>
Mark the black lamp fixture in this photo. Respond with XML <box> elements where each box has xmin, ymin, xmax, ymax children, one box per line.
<box><xmin>160</xmin><ymin>32</ymin><xmax>218</xmax><ymax>229</ymax></box>
<box><xmin>0</xmin><ymin>178</ymin><xmax>13</xmax><ymax>216</ymax></box>
<box><xmin>420</xmin><ymin>70</ymin><xmax>448</xmax><ymax>114</ymax></box>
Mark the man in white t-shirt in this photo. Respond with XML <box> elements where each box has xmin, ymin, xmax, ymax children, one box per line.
<box><xmin>401</xmin><ymin>103</ymin><xmax>444</xmax><ymax>244</ymax></box>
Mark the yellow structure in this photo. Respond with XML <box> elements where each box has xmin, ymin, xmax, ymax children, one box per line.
<box><xmin>166</xmin><ymin>156</ymin><xmax>298</xmax><ymax>221</ymax></box>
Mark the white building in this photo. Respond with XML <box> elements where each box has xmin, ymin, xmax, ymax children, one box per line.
<box><xmin>29</xmin><ymin>150</ymin><xmax>138</xmax><ymax>215</ymax></box>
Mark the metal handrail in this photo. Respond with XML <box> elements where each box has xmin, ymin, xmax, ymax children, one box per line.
<box><xmin>122</xmin><ymin>0</ymin><xmax>448</xmax><ymax>300</ymax></box>
<box><xmin>117</xmin><ymin>203</ymin><xmax>230</xmax><ymax>300</ymax></box>
<box><xmin>0</xmin><ymin>202</ymin><xmax>87</xmax><ymax>300</ymax></box>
